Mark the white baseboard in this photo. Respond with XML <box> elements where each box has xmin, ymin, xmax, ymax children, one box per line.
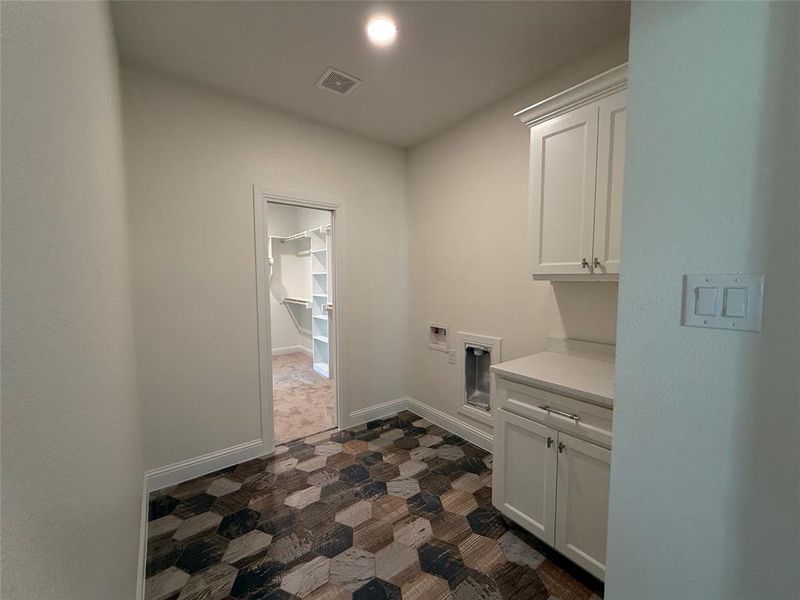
<box><xmin>406</xmin><ymin>397</ymin><xmax>493</xmax><ymax>452</ymax></box>
<box><xmin>271</xmin><ymin>345</ymin><xmax>312</xmax><ymax>357</ymax></box>
<box><xmin>144</xmin><ymin>439</ymin><xmax>267</xmax><ymax>492</ymax></box>
<box><xmin>458</xmin><ymin>403</ymin><xmax>494</xmax><ymax>427</ymax></box>
<box><xmin>347</xmin><ymin>397</ymin><xmax>410</xmax><ymax>429</ymax></box>
<box><xmin>143</xmin><ymin>398</ymin><xmax>492</xmax><ymax>493</ymax></box>
<box><xmin>139</xmin><ymin>438</ymin><xmax>268</xmax><ymax>594</ymax></box>
<box><xmin>136</xmin><ymin>478</ymin><xmax>148</xmax><ymax>600</ymax></box>
<box><xmin>345</xmin><ymin>396</ymin><xmax>494</xmax><ymax>452</ymax></box>
<box><xmin>138</xmin><ymin>397</ymin><xmax>492</xmax><ymax>594</ymax></box>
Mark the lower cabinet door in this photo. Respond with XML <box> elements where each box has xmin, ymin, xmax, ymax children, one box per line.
<box><xmin>554</xmin><ymin>432</ymin><xmax>611</xmax><ymax>580</ymax></box>
<box><xmin>493</xmin><ymin>408</ymin><xmax>558</xmax><ymax>545</ymax></box>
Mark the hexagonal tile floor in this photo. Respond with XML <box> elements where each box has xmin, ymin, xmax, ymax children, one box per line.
<box><xmin>145</xmin><ymin>411</ymin><xmax>603</xmax><ymax>600</ymax></box>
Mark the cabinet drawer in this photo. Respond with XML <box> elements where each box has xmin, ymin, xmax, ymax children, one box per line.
<box><xmin>496</xmin><ymin>377</ymin><xmax>613</xmax><ymax>448</ymax></box>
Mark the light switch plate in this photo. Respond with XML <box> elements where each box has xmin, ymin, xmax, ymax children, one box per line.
<box><xmin>682</xmin><ymin>273</ymin><xmax>764</xmax><ymax>332</ymax></box>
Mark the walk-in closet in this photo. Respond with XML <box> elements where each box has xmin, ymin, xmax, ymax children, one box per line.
<box><xmin>266</xmin><ymin>202</ymin><xmax>334</xmax><ymax>444</ymax></box>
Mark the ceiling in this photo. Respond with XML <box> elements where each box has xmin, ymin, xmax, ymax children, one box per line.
<box><xmin>111</xmin><ymin>1</ymin><xmax>630</xmax><ymax>147</ymax></box>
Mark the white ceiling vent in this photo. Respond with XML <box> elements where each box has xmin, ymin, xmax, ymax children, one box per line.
<box><xmin>316</xmin><ymin>67</ymin><xmax>361</xmax><ymax>97</ymax></box>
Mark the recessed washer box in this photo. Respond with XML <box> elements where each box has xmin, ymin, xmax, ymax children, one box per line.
<box><xmin>427</xmin><ymin>322</ymin><xmax>449</xmax><ymax>352</ymax></box>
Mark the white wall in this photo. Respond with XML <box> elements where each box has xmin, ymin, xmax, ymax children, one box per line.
<box><xmin>406</xmin><ymin>39</ymin><xmax>628</xmax><ymax>435</ymax></box>
<box><xmin>1</xmin><ymin>3</ymin><xmax>142</xmax><ymax>599</ymax></box>
<box><xmin>267</xmin><ymin>203</ymin><xmax>307</xmax><ymax>352</ymax></box>
<box><xmin>606</xmin><ymin>2</ymin><xmax>799</xmax><ymax>599</ymax></box>
<box><xmin>122</xmin><ymin>68</ymin><xmax>408</xmax><ymax>470</ymax></box>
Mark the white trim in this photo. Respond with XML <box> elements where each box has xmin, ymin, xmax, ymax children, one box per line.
<box><xmin>458</xmin><ymin>331</ymin><xmax>502</xmax><ymax>425</ymax></box>
<box><xmin>344</xmin><ymin>395</ymin><xmax>496</xmax><ymax>451</ymax></box>
<box><xmin>253</xmin><ymin>186</ymin><xmax>345</xmax><ymax>443</ymax></box>
<box><xmin>253</xmin><ymin>189</ymin><xmax>274</xmax><ymax>454</ymax></box>
<box><xmin>271</xmin><ymin>344</ymin><xmax>313</xmax><ymax>357</ymax></box>
<box><xmin>406</xmin><ymin>397</ymin><xmax>493</xmax><ymax>452</ymax></box>
<box><xmin>532</xmin><ymin>273</ymin><xmax>619</xmax><ymax>282</ymax></box>
<box><xmin>458</xmin><ymin>403</ymin><xmax>494</xmax><ymax>426</ymax></box>
<box><xmin>145</xmin><ymin>439</ymin><xmax>267</xmax><ymax>492</ymax></box>
<box><xmin>137</xmin><ymin>396</ymin><xmax>493</xmax><ymax>593</ymax></box>
<box><xmin>136</xmin><ymin>479</ymin><xmax>148</xmax><ymax>600</ymax></box>
<box><xmin>347</xmin><ymin>397</ymin><xmax>410</xmax><ymax>429</ymax></box>
<box><xmin>515</xmin><ymin>63</ymin><xmax>628</xmax><ymax>127</ymax></box>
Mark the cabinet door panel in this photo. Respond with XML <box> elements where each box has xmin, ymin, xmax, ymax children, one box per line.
<box><xmin>492</xmin><ymin>408</ymin><xmax>557</xmax><ymax>545</ymax></box>
<box><xmin>530</xmin><ymin>104</ymin><xmax>599</xmax><ymax>275</ymax></box>
<box><xmin>593</xmin><ymin>90</ymin><xmax>627</xmax><ymax>274</ymax></box>
<box><xmin>555</xmin><ymin>432</ymin><xmax>611</xmax><ymax>580</ymax></box>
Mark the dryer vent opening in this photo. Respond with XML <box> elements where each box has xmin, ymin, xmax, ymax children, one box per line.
<box><xmin>465</xmin><ymin>344</ymin><xmax>491</xmax><ymax>411</ymax></box>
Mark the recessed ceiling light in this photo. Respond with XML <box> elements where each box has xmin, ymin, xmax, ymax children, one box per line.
<box><xmin>366</xmin><ymin>16</ymin><xmax>397</xmax><ymax>47</ymax></box>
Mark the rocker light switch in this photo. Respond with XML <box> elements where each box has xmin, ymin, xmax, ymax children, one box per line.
<box><xmin>694</xmin><ymin>287</ymin><xmax>718</xmax><ymax>317</ymax></box>
<box><xmin>722</xmin><ymin>287</ymin><xmax>748</xmax><ymax>318</ymax></box>
<box><xmin>682</xmin><ymin>274</ymin><xmax>764</xmax><ymax>332</ymax></box>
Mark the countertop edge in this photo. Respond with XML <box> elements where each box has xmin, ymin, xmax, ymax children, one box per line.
<box><xmin>490</xmin><ymin>365</ymin><xmax>614</xmax><ymax>409</ymax></box>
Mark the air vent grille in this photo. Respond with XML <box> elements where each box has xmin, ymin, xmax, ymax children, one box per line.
<box><xmin>316</xmin><ymin>67</ymin><xmax>361</xmax><ymax>96</ymax></box>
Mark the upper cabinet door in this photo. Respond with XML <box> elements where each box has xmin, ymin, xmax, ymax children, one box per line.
<box><xmin>530</xmin><ymin>104</ymin><xmax>599</xmax><ymax>275</ymax></box>
<box><xmin>493</xmin><ymin>408</ymin><xmax>558</xmax><ymax>545</ymax></box>
<box><xmin>554</xmin><ymin>432</ymin><xmax>611</xmax><ymax>581</ymax></box>
<box><xmin>592</xmin><ymin>90</ymin><xmax>627</xmax><ymax>274</ymax></box>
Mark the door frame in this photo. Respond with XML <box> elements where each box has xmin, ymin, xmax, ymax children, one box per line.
<box><xmin>252</xmin><ymin>185</ymin><xmax>344</xmax><ymax>453</ymax></box>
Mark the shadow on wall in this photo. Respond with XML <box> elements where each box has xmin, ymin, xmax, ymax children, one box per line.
<box><xmin>724</xmin><ymin>3</ymin><xmax>800</xmax><ymax>597</ymax></box>
<box><xmin>551</xmin><ymin>282</ymin><xmax>619</xmax><ymax>345</ymax></box>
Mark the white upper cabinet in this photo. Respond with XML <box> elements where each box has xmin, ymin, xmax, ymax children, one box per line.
<box><xmin>530</xmin><ymin>104</ymin><xmax>599</xmax><ymax>275</ymax></box>
<box><xmin>593</xmin><ymin>90</ymin><xmax>627</xmax><ymax>275</ymax></box>
<box><xmin>517</xmin><ymin>64</ymin><xmax>627</xmax><ymax>280</ymax></box>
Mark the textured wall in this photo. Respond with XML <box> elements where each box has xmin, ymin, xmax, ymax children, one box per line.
<box><xmin>121</xmin><ymin>68</ymin><xmax>408</xmax><ymax>470</ymax></box>
<box><xmin>606</xmin><ymin>2</ymin><xmax>799</xmax><ymax>598</ymax></box>
<box><xmin>1</xmin><ymin>2</ymin><xmax>143</xmax><ymax>598</ymax></box>
<box><xmin>406</xmin><ymin>39</ymin><xmax>628</xmax><ymax>436</ymax></box>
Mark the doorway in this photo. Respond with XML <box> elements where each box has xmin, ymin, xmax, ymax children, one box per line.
<box><xmin>253</xmin><ymin>190</ymin><xmax>339</xmax><ymax>449</ymax></box>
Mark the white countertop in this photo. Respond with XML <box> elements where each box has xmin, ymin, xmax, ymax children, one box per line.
<box><xmin>490</xmin><ymin>350</ymin><xmax>615</xmax><ymax>407</ymax></box>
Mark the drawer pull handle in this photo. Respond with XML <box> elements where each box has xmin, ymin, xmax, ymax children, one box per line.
<box><xmin>539</xmin><ymin>405</ymin><xmax>580</xmax><ymax>422</ymax></box>
<box><xmin>546</xmin><ymin>436</ymin><xmax>554</xmax><ymax>448</ymax></box>
<box><xmin>558</xmin><ymin>441</ymin><xmax>566</xmax><ymax>453</ymax></box>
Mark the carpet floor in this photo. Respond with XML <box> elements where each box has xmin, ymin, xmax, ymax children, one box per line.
<box><xmin>272</xmin><ymin>352</ymin><xmax>334</xmax><ymax>445</ymax></box>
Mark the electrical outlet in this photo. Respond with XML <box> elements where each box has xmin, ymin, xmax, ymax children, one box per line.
<box><xmin>448</xmin><ymin>349</ymin><xmax>456</xmax><ymax>364</ymax></box>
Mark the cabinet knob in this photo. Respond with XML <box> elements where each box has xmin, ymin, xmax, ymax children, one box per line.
<box><xmin>546</xmin><ymin>436</ymin><xmax>554</xmax><ymax>448</ymax></box>
<box><xmin>581</xmin><ymin>258</ymin><xmax>589</xmax><ymax>269</ymax></box>
<box><xmin>593</xmin><ymin>257</ymin><xmax>602</xmax><ymax>269</ymax></box>
<box><xmin>558</xmin><ymin>441</ymin><xmax>566</xmax><ymax>453</ymax></box>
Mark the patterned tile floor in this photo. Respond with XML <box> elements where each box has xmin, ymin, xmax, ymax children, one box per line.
<box><xmin>145</xmin><ymin>411</ymin><xmax>603</xmax><ymax>600</ymax></box>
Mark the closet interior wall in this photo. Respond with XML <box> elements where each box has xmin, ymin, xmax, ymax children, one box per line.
<box><xmin>266</xmin><ymin>203</ymin><xmax>330</xmax><ymax>358</ymax></box>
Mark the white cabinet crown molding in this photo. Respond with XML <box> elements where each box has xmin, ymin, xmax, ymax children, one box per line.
<box><xmin>515</xmin><ymin>63</ymin><xmax>628</xmax><ymax>128</ymax></box>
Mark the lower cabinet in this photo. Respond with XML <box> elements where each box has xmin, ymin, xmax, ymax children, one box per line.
<box><xmin>554</xmin><ymin>432</ymin><xmax>611</xmax><ymax>579</ymax></box>
<box><xmin>492</xmin><ymin>408</ymin><xmax>557</xmax><ymax>545</ymax></box>
<box><xmin>493</xmin><ymin>406</ymin><xmax>611</xmax><ymax>580</ymax></box>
